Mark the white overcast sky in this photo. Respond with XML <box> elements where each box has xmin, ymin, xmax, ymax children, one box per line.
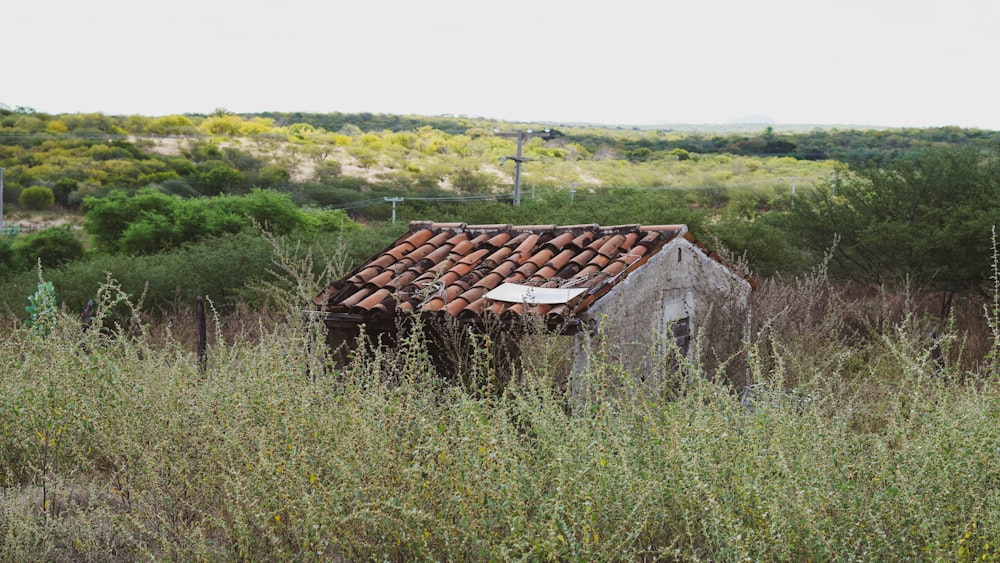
<box><xmin>3</xmin><ymin>0</ymin><xmax>998</xmax><ymax>129</ymax></box>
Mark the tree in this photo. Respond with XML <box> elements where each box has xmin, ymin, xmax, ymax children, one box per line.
<box><xmin>787</xmin><ymin>146</ymin><xmax>1000</xmax><ymax>309</ymax></box>
<box><xmin>287</xmin><ymin>123</ymin><xmax>316</xmax><ymax>139</ymax></box>
<box><xmin>201</xmin><ymin>115</ymin><xmax>245</xmax><ymax>136</ymax></box>
<box><xmin>19</xmin><ymin>186</ymin><xmax>55</xmax><ymax>210</ymax></box>
<box><xmin>259</xmin><ymin>164</ymin><xmax>291</xmax><ymax>188</ymax></box>
<box><xmin>313</xmin><ymin>159</ymin><xmax>342</xmax><ymax>183</ymax></box>
<box><xmin>450</xmin><ymin>168</ymin><xmax>495</xmax><ymax>194</ymax></box>
<box><xmin>197</xmin><ymin>164</ymin><xmax>245</xmax><ymax>196</ymax></box>
<box><xmin>348</xmin><ymin>146</ymin><xmax>379</xmax><ymax>169</ymax></box>
<box><xmin>53</xmin><ymin>177</ymin><xmax>78</xmax><ymax>206</ymax></box>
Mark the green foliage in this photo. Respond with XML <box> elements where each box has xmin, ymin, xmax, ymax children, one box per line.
<box><xmin>13</xmin><ymin>227</ymin><xmax>85</xmax><ymax>269</ymax></box>
<box><xmin>706</xmin><ymin>216</ymin><xmax>810</xmax><ymax>277</ymax></box>
<box><xmin>119</xmin><ymin>212</ymin><xmax>183</xmax><ymax>255</ymax></box>
<box><xmin>0</xmin><ymin>227</ymin><xmax>385</xmax><ymax>316</ymax></box>
<box><xmin>23</xmin><ymin>279</ymin><xmax>56</xmax><ymax>335</ymax></box>
<box><xmin>397</xmin><ymin>187</ymin><xmax>706</xmax><ymax>231</ymax></box>
<box><xmin>154</xmin><ymin>178</ymin><xmax>198</xmax><ymax>198</ymax></box>
<box><xmin>211</xmin><ymin>189</ymin><xmax>305</xmax><ymax>235</ymax></box>
<box><xmin>450</xmin><ymin>168</ymin><xmax>496</xmax><ymax>194</ymax></box>
<box><xmin>312</xmin><ymin>159</ymin><xmax>342</xmax><ymax>183</ymax></box>
<box><xmin>147</xmin><ymin>114</ymin><xmax>196</xmax><ymax>135</ymax></box>
<box><xmin>83</xmin><ymin>189</ymin><xmax>170</xmax><ymax>252</ymax></box>
<box><xmin>258</xmin><ymin>163</ymin><xmax>291</xmax><ymax>188</ymax></box>
<box><xmin>196</xmin><ymin>162</ymin><xmax>244</xmax><ymax>195</ymax></box>
<box><xmin>301</xmin><ymin>208</ymin><xmax>360</xmax><ymax>234</ymax></box>
<box><xmin>82</xmin><ymin>189</ymin><xmax>354</xmax><ymax>255</ymax></box>
<box><xmin>18</xmin><ymin>186</ymin><xmax>55</xmax><ymax>210</ymax></box>
<box><xmin>200</xmin><ymin>114</ymin><xmax>244</xmax><ymax>136</ymax></box>
<box><xmin>0</xmin><ymin>232</ymin><xmax>269</xmax><ymax>314</ymax></box>
<box><xmin>52</xmin><ymin>177</ymin><xmax>77</xmax><ymax>206</ymax></box>
<box><xmin>0</xmin><ymin>236</ymin><xmax>19</xmax><ymax>277</ymax></box>
<box><xmin>786</xmin><ymin>146</ymin><xmax>1000</xmax><ymax>293</ymax></box>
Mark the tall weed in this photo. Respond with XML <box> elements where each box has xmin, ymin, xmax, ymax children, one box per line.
<box><xmin>1</xmin><ymin>267</ymin><xmax>999</xmax><ymax>561</ymax></box>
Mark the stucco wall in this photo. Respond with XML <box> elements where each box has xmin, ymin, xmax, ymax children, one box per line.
<box><xmin>572</xmin><ymin>236</ymin><xmax>752</xmax><ymax>396</ymax></box>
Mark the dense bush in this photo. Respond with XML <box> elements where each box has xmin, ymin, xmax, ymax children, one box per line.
<box><xmin>0</xmin><ymin>228</ymin><xmax>391</xmax><ymax>316</ymax></box>
<box><xmin>83</xmin><ymin>189</ymin><xmax>357</xmax><ymax>254</ymax></box>
<box><xmin>18</xmin><ymin>186</ymin><xmax>55</xmax><ymax>210</ymax></box>
<box><xmin>0</xmin><ymin>236</ymin><xmax>17</xmax><ymax>276</ymax></box>
<box><xmin>705</xmin><ymin>214</ymin><xmax>810</xmax><ymax>277</ymax></box>
<box><xmin>52</xmin><ymin>177</ymin><xmax>77</xmax><ymax>206</ymax></box>
<box><xmin>12</xmin><ymin>226</ymin><xmax>85</xmax><ymax>269</ymax></box>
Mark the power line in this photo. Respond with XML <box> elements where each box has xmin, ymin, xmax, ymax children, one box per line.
<box><xmin>325</xmin><ymin>193</ymin><xmax>512</xmax><ymax>211</ymax></box>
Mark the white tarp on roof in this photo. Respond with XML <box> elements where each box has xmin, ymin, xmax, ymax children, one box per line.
<box><xmin>485</xmin><ymin>283</ymin><xmax>586</xmax><ymax>305</ymax></box>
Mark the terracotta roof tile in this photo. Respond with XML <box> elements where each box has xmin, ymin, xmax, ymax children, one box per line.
<box><xmin>314</xmin><ymin>221</ymin><xmax>719</xmax><ymax>325</ymax></box>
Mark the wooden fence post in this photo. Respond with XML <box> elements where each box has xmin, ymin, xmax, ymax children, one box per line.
<box><xmin>196</xmin><ymin>296</ymin><xmax>207</xmax><ymax>371</ymax></box>
<box><xmin>81</xmin><ymin>299</ymin><xmax>94</xmax><ymax>332</ymax></box>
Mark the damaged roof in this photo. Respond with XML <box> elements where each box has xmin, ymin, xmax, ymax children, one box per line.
<box><xmin>312</xmin><ymin>221</ymin><xmax>734</xmax><ymax>327</ymax></box>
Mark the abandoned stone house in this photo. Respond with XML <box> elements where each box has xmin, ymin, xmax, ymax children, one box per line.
<box><xmin>310</xmin><ymin>221</ymin><xmax>754</xmax><ymax>391</ymax></box>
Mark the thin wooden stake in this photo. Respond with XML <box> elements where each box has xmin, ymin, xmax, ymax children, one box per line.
<box><xmin>196</xmin><ymin>296</ymin><xmax>207</xmax><ymax>371</ymax></box>
<box><xmin>81</xmin><ymin>299</ymin><xmax>94</xmax><ymax>332</ymax></box>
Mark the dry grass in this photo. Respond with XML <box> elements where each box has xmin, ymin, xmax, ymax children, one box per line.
<box><xmin>2</xmin><ymin>260</ymin><xmax>999</xmax><ymax>560</ymax></box>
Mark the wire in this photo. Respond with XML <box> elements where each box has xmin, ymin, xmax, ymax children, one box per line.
<box><xmin>325</xmin><ymin>193</ymin><xmax>512</xmax><ymax>210</ymax></box>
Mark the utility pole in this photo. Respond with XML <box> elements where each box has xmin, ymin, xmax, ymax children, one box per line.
<box><xmin>780</xmin><ymin>176</ymin><xmax>799</xmax><ymax>208</ymax></box>
<box><xmin>497</xmin><ymin>128</ymin><xmax>554</xmax><ymax>206</ymax></box>
<box><xmin>0</xmin><ymin>167</ymin><xmax>5</xmax><ymax>230</ymax></box>
<box><xmin>384</xmin><ymin>197</ymin><xmax>403</xmax><ymax>224</ymax></box>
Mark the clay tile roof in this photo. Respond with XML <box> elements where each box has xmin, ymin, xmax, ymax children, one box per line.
<box><xmin>313</xmin><ymin>221</ymin><xmax>720</xmax><ymax>326</ymax></box>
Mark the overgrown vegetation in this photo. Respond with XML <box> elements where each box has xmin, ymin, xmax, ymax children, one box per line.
<box><xmin>1</xmin><ymin>255</ymin><xmax>998</xmax><ymax>560</ymax></box>
<box><xmin>1</xmin><ymin>107</ymin><xmax>1000</xmax><ymax>559</ymax></box>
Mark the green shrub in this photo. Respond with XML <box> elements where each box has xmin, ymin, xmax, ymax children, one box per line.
<box><xmin>259</xmin><ymin>164</ymin><xmax>291</xmax><ymax>188</ymax></box>
<box><xmin>211</xmin><ymin>189</ymin><xmax>304</xmax><ymax>235</ymax></box>
<box><xmin>0</xmin><ymin>228</ymin><xmax>385</xmax><ymax>316</ymax></box>
<box><xmin>119</xmin><ymin>213</ymin><xmax>175</xmax><ymax>255</ymax></box>
<box><xmin>301</xmin><ymin>208</ymin><xmax>359</xmax><ymax>234</ymax></box>
<box><xmin>196</xmin><ymin>163</ymin><xmax>244</xmax><ymax>195</ymax></box>
<box><xmin>52</xmin><ymin>177</ymin><xmax>78</xmax><ymax>206</ymax></box>
<box><xmin>83</xmin><ymin>189</ymin><xmax>168</xmax><ymax>252</ymax></box>
<box><xmin>0</xmin><ymin>236</ymin><xmax>19</xmax><ymax>276</ymax></box>
<box><xmin>13</xmin><ymin>226</ymin><xmax>84</xmax><ymax>269</ymax></box>
<box><xmin>154</xmin><ymin>178</ymin><xmax>199</xmax><ymax>198</ymax></box>
<box><xmin>450</xmin><ymin>168</ymin><xmax>495</xmax><ymax>194</ymax></box>
<box><xmin>706</xmin><ymin>216</ymin><xmax>810</xmax><ymax>277</ymax></box>
<box><xmin>313</xmin><ymin>159</ymin><xmax>342</xmax><ymax>182</ymax></box>
<box><xmin>83</xmin><ymin>189</ymin><xmax>357</xmax><ymax>255</ymax></box>
<box><xmin>18</xmin><ymin>186</ymin><xmax>55</xmax><ymax>211</ymax></box>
